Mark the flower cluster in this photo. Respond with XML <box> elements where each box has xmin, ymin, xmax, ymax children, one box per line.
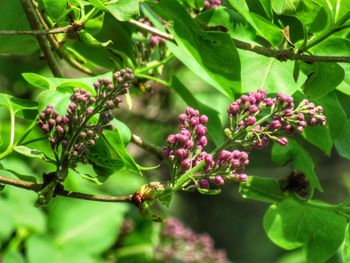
<box><xmin>37</xmin><ymin>68</ymin><xmax>133</xmax><ymax>167</ymax></box>
<box><xmin>163</xmin><ymin>107</ymin><xmax>248</xmax><ymax>189</ymax></box>
<box><xmin>155</xmin><ymin>218</ymin><xmax>229</xmax><ymax>263</ymax></box>
<box><xmin>226</xmin><ymin>89</ymin><xmax>326</xmax><ymax>149</ymax></box>
<box><xmin>204</xmin><ymin>0</ymin><xmax>221</xmax><ymax>9</ymax></box>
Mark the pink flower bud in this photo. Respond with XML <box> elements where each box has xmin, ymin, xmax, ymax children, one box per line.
<box><xmin>246</xmin><ymin>116</ymin><xmax>256</xmax><ymax>126</ymax></box>
<box><xmin>199</xmin><ymin>136</ymin><xmax>208</xmax><ymax>146</ymax></box>
<box><xmin>199</xmin><ymin>179</ymin><xmax>209</xmax><ymax>189</ymax></box>
<box><xmin>213</xmin><ymin>176</ymin><xmax>225</xmax><ymax>186</ymax></box>
<box><xmin>196</xmin><ymin>125</ymin><xmax>207</xmax><ymax>136</ymax></box>
<box><xmin>179</xmin><ymin>114</ymin><xmax>187</xmax><ymax>123</ymax></box>
<box><xmin>199</xmin><ymin>115</ymin><xmax>208</xmax><ymax>124</ymax></box>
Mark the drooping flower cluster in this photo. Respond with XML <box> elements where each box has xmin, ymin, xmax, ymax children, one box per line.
<box><xmin>163</xmin><ymin>107</ymin><xmax>249</xmax><ymax>189</ymax></box>
<box><xmin>204</xmin><ymin>0</ymin><xmax>221</xmax><ymax>9</ymax></box>
<box><xmin>37</xmin><ymin>68</ymin><xmax>133</xmax><ymax>167</ymax></box>
<box><xmin>226</xmin><ymin>89</ymin><xmax>326</xmax><ymax>149</ymax></box>
<box><xmin>155</xmin><ymin>218</ymin><xmax>229</xmax><ymax>263</ymax></box>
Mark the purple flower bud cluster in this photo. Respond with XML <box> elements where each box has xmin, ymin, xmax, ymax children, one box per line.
<box><xmin>155</xmin><ymin>218</ymin><xmax>228</xmax><ymax>263</ymax></box>
<box><xmin>164</xmin><ymin>107</ymin><xmax>249</xmax><ymax>189</ymax></box>
<box><xmin>226</xmin><ymin>89</ymin><xmax>326</xmax><ymax>149</ymax></box>
<box><xmin>204</xmin><ymin>0</ymin><xmax>221</xmax><ymax>9</ymax></box>
<box><xmin>37</xmin><ymin>69</ymin><xmax>134</xmax><ymax>167</ymax></box>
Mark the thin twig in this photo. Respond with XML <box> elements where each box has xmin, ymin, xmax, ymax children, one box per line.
<box><xmin>0</xmin><ymin>24</ymin><xmax>83</xmax><ymax>35</ymax></box>
<box><xmin>20</xmin><ymin>0</ymin><xmax>63</xmax><ymax>77</ymax></box>
<box><xmin>129</xmin><ymin>19</ymin><xmax>174</xmax><ymax>41</ymax></box>
<box><xmin>0</xmin><ymin>175</ymin><xmax>133</xmax><ymax>203</ymax></box>
<box><xmin>233</xmin><ymin>39</ymin><xmax>350</xmax><ymax>63</ymax></box>
<box><xmin>129</xmin><ymin>19</ymin><xmax>350</xmax><ymax>64</ymax></box>
<box><xmin>131</xmin><ymin>134</ymin><xmax>164</xmax><ymax>160</ymax></box>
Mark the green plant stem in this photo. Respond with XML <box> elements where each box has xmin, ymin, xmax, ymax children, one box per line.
<box><xmin>131</xmin><ymin>134</ymin><xmax>164</xmax><ymax>159</ymax></box>
<box><xmin>0</xmin><ymin>111</ymin><xmax>16</xmax><ymax>160</ymax></box>
<box><xmin>135</xmin><ymin>55</ymin><xmax>175</xmax><ymax>74</ymax></box>
<box><xmin>0</xmin><ymin>175</ymin><xmax>133</xmax><ymax>203</ymax></box>
<box><xmin>135</xmin><ymin>73</ymin><xmax>171</xmax><ymax>86</ymax></box>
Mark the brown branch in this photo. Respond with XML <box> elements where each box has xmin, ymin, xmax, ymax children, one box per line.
<box><xmin>20</xmin><ymin>0</ymin><xmax>63</xmax><ymax>77</ymax></box>
<box><xmin>0</xmin><ymin>24</ymin><xmax>83</xmax><ymax>35</ymax></box>
<box><xmin>233</xmin><ymin>39</ymin><xmax>350</xmax><ymax>63</ymax></box>
<box><xmin>129</xmin><ymin>19</ymin><xmax>350</xmax><ymax>64</ymax></box>
<box><xmin>0</xmin><ymin>175</ymin><xmax>133</xmax><ymax>203</ymax></box>
<box><xmin>131</xmin><ymin>134</ymin><xmax>164</xmax><ymax>160</ymax></box>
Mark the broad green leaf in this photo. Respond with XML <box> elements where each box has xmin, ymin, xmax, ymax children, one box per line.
<box><xmin>239</xmin><ymin>50</ymin><xmax>305</xmax><ymax>95</ymax></box>
<box><xmin>343</xmin><ymin>224</ymin><xmax>350</xmax><ymax>263</ymax></box>
<box><xmin>103</xmin><ymin>130</ymin><xmax>142</xmax><ymax>176</ymax></box>
<box><xmin>0</xmin><ymin>187</ymin><xmax>46</xmax><ymax>233</ymax></box>
<box><xmin>2</xmin><ymin>250</ymin><xmax>26</xmax><ymax>263</ymax></box>
<box><xmin>48</xmin><ymin>198</ymin><xmax>128</xmax><ymax>254</ymax></box>
<box><xmin>26</xmin><ymin>234</ymin><xmax>103</xmax><ymax>263</ymax></box>
<box><xmin>272</xmin><ymin>139</ymin><xmax>322</xmax><ymax>191</ymax></box>
<box><xmin>335</xmin><ymin>120</ymin><xmax>350</xmax><ymax>160</ymax></box>
<box><xmin>308</xmin><ymin>37</ymin><xmax>350</xmax><ymax>96</ymax></box>
<box><xmin>239</xmin><ymin>176</ymin><xmax>284</xmax><ymax>203</ymax></box>
<box><xmin>301</xmin><ymin>62</ymin><xmax>344</xmax><ymax>98</ymax></box>
<box><xmin>150</xmin><ymin>0</ymin><xmax>241</xmax><ymax>99</ymax></box>
<box><xmin>184</xmin><ymin>0</ymin><xmax>205</xmax><ymax>9</ymax></box>
<box><xmin>37</xmin><ymin>90</ymin><xmax>71</xmax><ymax>115</ymax></box>
<box><xmin>42</xmin><ymin>0</ymin><xmax>73</xmax><ymax>22</ymax></box>
<box><xmin>22</xmin><ymin>73</ymin><xmax>51</xmax><ymax>90</ymax></box>
<box><xmin>196</xmin><ymin>7</ymin><xmax>256</xmax><ymax>42</ymax></box>
<box><xmin>302</xmin><ymin>91</ymin><xmax>346</xmax><ymax>154</ymax></box>
<box><xmin>0</xmin><ymin>93</ymin><xmax>38</xmax><ymax>115</ymax></box>
<box><xmin>264</xmin><ymin>199</ymin><xmax>347</xmax><ymax>263</ymax></box>
<box><xmin>88</xmin><ymin>0</ymin><xmax>139</xmax><ymax>21</ymax></box>
<box><xmin>228</xmin><ymin>0</ymin><xmax>284</xmax><ymax>45</ymax></box>
<box><xmin>0</xmin><ymin>1</ymin><xmax>38</xmax><ymax>55</ymax></box>
<box><xmin>271</xmin><ymin>0</ymin><xmax>328</xmax><ymax>33</ymax></box>
<box><xmin>171</xmin><ymin>76</ymin><xmax>225</xmax><ymax>146</ymax></box>
<box><xmin>14</xmin><ymin>146</ymin><xmax>45</xmax><ymax>160</ymax></box>
<box><xmin>23</xmin><ymin>71</ymin><xmax>113</xmax><ymax>93</ymax></box>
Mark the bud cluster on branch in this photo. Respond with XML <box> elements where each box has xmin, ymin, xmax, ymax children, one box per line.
<box><xmin>37</xmin><ymin>68</ymin><xmax>134</xmax><ymax>168</ymax></box>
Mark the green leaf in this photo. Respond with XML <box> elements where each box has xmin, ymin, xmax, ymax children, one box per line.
<box><xmin>228</xmin><ymin>0</ymin><xmax>284</xmax><ymax>45</ymax></box>
<box><xmin>239</xmin><ymin>50</ymin><xmax>305</xmax><ymax>95</ymax></box>
<box><xmin>23</xmin><ymin>71</ymin><xmax>113</xmax><ymax>93</ymax></box>
<box><xmin>22</xmin><ymin>73</ymin><xmax>51</xmax><ymax>90</ymax></box>
<box><xmin>42</xmin><ymin>0</ymin><xmax>73</xmax><ymax>22</ymax></box>
<box><xmin>103</xmin><ymin>129</ymin><xmax>142</xmax><ymax>176</ymax></box>
<box><xmin>271</xmin><ymin>0</ymin><xmax>328</xmax><ymax>33</ymax></box>
<box><xmin>88</xmin><ymin>0</ymin><xmax>139</xmax><ymax>21</ymax></box>
<box><xmin>0</xmin><ymin>93</ymin><xmax>38</xmax><ymax>115</ymax></box>
<box><xmin>14</xmin><ymin>146</ymin><xmax>45</xmax><ymax>160</ymax></box>
<box><xmin>48</xmin><ymin>198</ymin><xmax>128</xmax><ymax>254</ymax></box>
<box><xmin>26</xmin><ymin>234</ymin><xmax>104</xmax><ymax>263</ymax></box>
<box><xmin>301</xmin><ymin>62</ymin><xmax>344</xmax><ymax>98</ymax></box>
<box><xmin>335</xmin><ymin>120</ymin><xmax>350</xmax><ymax>160</ymax></box>
<box><xmin>79</xmin><ymin>30</ymin><xmax>113</xmax><ymax>47</ymax></box>
<box><xmin>239</xmin><ymin>176</ymin><xmax>284</xmax><ymax>203</ymax></box>
<box><xmin>302</xmin><ymin>92</ymin><xmax>346</xmax><ymax>154</ymax></box>
<box><xmin>37</xmin><ymin>90</ymin><xmax>71</xmax><ymax>115</ymax></box>
<box><xmin>264</xmin><ymin>199</ymin><xmax>347</xmax><ymax>263</ymax></box>
<box><xmin>343</xmin><ymin>224</ymin><xmax>350</xmax><ymax>263</ymax></box>
<box><xmin>308</xmin><ymin>37</ymin><xmax>350</xmax><ymax>96</ymax></box>
<box><xmin>151</xmin><ymin>0</ymin><xmax>241</xmax><ymax>99</ymax></box>
<box><xmin>197</xmin><ymin>188</ymin><xmax>221</xmax><ymax>195</ymax></box>
<box><xmin>2</xmin><ymin>250</ymin><xmax>26</xmax><ymax>263</ymax></box>
<box><xmin>0</xmin><ymin>1</ymin><xmax>38</xmax><ymax>55</ymax></box>
<box><xmin>171</xmin><ymin>76</ymin><xmax>225</xmax><ymax>146</ymax></box>
<box><xmin>272</xmin><ymin>139</ymin><xmax>322</xmax><ymax>191</ymax></box>
<box><xmin>196</xmin><ymin>7</ymin><xmax>256</xmax><ymax>42</ymax></box>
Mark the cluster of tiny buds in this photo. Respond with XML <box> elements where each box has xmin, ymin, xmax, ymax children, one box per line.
<box><xmin>164</xmin><ymin>107</ymin><xmax>248</xmax><ymax>189</ymax></box>
<box><xmin>226</xmin><ymin>89</ymin><xmax>326</xmax><ymax>149</ymax></box>
<box><xmin>155</xmin><ymin>218</ymin><xmax>228</xmax><ymax>263</ymax></box>
<box><xmin>204</xmin><ymin>0</ymin><xmax>221</xmax><ymax>9</ymax></box>
<box><xmin>37</xmin><ymin>69</ymin><xmax>134</xmax><ymax>167</ymax></box>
